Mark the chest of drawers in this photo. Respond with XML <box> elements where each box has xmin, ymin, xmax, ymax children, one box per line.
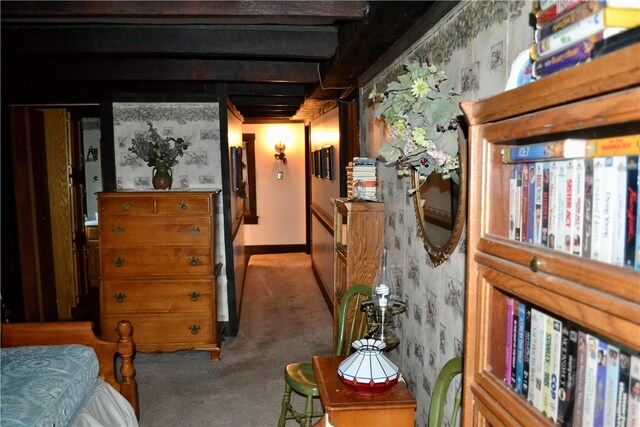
<box><xmin>98</xmin><ymin>191</ymin><xmax>220</xmax><ymax>360</ymax></box>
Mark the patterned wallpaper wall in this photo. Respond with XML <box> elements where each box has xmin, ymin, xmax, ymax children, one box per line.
<box><xmin>362</xmin><ymin>1</ymin><xmax>531</xmax><ymax>425</ymax></box>
<box><xmin>112</xmin><ymin>102</ymin><xmax>221</xmax><ymax>190</ymax></box>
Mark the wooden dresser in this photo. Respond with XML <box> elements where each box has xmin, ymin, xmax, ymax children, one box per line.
<box><xmin>98</xmin><ymin>191</ymin><xmax>220</xmax><ymax>360</ymax></box>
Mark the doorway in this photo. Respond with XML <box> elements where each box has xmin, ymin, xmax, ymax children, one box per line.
<box><xmin>6</xmin><ymin>105</ymin><xmax>101</xmax><ymax>322</ymax></box>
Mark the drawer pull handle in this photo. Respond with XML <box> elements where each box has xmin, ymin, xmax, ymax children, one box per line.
<box><xmin>121</xmin><ymin>203</ymin><xmax>131</xmax><ymax>211</ymax></box>
<box><xmin>188</xmin><ymin>325</ymin><xmax>201</xmax><ymax>335</ymax></box>
<box><xmin>113</xmin><ymin>293</ymin><xmax>127</xmax><ymax>303</ymax></box>
<box><xmin>114</xmin><ymin>257</ymin><xmax>125</xmax><ymax>267</ymax></box>
<box><xmin>111</xmin><ymin>226</ymin><xmax>125</xmax><ymax>234</ymax></box>
<box><xmin>188</xmin><ymin>225</ymin><xmax>200</xmax><ymax>234</ymax></box>
<box><xmin>178</xmin><ymin>202</ymin><xmax>189</xmax><ymax>211</ymax></box>
<box><xmin>188</xmin><ymin>256</ymin><xmax>199</xmax><ymax>266</ymax></box>
<box><xmin>189</xmin><ymin>291</ymin><xmax>201</xmax><ymax>301</ymax></box>
<box><xmin>529</xmin><ymin>256</ymin><xmax>540</xmax><ymax>273</ymax></box>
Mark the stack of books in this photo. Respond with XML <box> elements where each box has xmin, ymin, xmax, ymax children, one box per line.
<box><xmin>503</xmin><ymin>295</ymin><xmax>640</xmax><ymax>426</ymax></box>
<box><xmin>502</xmin><ymin>134</ymin><xmax>640</xmax><ymax>270</ymax></box>
<box><xmin>530</xmin><ymin>0</ymin><xmax>640</xmax><ymax>79</ymax></box>
<box><xmin>346</xmin><ymin>157</ymin><xmax>378</xmax><ymax>201</ymax></box>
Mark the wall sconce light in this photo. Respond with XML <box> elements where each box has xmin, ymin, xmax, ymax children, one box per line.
<box><xmin>274</xmin><ymin>141</ymin><xmax>287</xmax><ymax>164</ymax></box>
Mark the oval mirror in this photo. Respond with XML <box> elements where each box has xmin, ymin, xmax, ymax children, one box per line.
<box><xmin>411</xmin><ymin>128</ymin><xmax>467</xmax><ymax>266</ymax></box>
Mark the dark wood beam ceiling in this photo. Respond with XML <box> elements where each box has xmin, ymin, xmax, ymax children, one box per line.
<box><xmin>1</xmin><ymin>1</ymin><xmax>458</xmax><ymax>121</ymax></box>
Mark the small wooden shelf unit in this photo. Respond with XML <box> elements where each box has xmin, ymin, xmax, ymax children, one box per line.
<box><xmin>333</xmin><ymin>198</ymin><xmax>385</xmax><ymax>345</ymax></box>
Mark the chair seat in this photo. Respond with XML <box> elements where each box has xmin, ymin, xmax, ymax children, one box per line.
<box><xmin>285</xmin><ymin>363</ymin><xmax>320</xmax><ymax>397</ymax></box>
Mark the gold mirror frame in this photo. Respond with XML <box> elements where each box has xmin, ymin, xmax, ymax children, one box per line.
<box><xmin>411</xmin><ymin>129</ymin><xmax>467</xmax><ymax>266</ymax></box>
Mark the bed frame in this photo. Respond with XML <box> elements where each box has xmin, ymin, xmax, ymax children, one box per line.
<box><xmin>1</xmin><ymin>319</ymin><xmax>139</xmax><ymax>419</ymax></box>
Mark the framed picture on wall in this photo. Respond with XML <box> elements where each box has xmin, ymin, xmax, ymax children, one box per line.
<box><xmin>319</xmin><ymin>149</ymin><xmax>327</xmax><ymax>179</ymax></box>
<box><xmin>313</xmin><ymin>150</ymin><xmax>321</xmax><ymax>178</ymax></box>
<box><xmin>230</xmin><ymin>146</ymin><xmax>244</xmax><ymax>195</ymax></box>
<box><xmin>323</xmin><ymin>146</ymin><xmax>334</xmax><ymax>180</ymax></box>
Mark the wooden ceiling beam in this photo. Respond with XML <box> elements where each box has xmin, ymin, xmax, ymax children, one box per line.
<box><xmin>2</xmin><ymin>25</ymin><xmax>338</xmax><ymax>59</ymax></box>
<box><xmin>307</xmin><ymin>1</ymin><xmax>459</xmax><ymax>101</ymax></box>
<box><xmin>229</xmin><ymin>96</ymin><xmax>303</xmax><ymax>106</ymax></box>
<box><xmin>223</xmin><ymin>83</ymin><xmax>308</xmax><ymax>97</ymax></box>
<box><xmin>1</xmin><ymin>1</ymin><xmax>368</xmax><ymax>24</ymax></box>
<box><xmin>4</xmin><ymin>58</ymin><xmax>319</xmax><ymax>83</ymax></box>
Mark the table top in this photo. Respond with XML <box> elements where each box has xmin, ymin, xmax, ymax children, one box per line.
<box><xmin>312</xmin><ymin>355</ymin><xmax>416</xmax><ymax>412</ymax></box>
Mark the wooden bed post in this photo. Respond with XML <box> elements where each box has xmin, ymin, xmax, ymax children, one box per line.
<box><xmin>117</xmin><ymin>320</ymin><xmax>139</xmax><ymax>419</ymax></box>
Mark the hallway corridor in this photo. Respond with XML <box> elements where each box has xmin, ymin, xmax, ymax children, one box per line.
<box><xmin>135</xmin><ymin>252</ymin><xmax>332</xmax><ymax>426</ymax></box>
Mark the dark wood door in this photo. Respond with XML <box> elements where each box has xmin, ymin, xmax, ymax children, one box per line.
<box><xmin>9</xmin><ymin>107</ymin><xmax>58</xmax><ymax>321</ymax></box>
<box><xmin>10</xmin><ymin>107</ymin><xmax>89</xmax><ymax>321</ymax></box>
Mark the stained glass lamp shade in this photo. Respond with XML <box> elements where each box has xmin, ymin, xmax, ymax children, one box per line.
<box><xmin>337</xmin><ymin>339</ymin><xmax>400</xmax><ymax>395</ymax></box>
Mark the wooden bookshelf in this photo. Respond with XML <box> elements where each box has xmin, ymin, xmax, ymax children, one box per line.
<box><xmin>332</xmin><ymin>198</ymin><xmax>385</xmax><ymax>348</ymax></box>
<box><xmin>460</xmin><ymin>44</ymin><xmax>640</xmax><ymax>425</ymax></box>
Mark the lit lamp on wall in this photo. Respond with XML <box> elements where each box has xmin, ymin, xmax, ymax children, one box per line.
<box><xmin>274</xmin><ymin>141</ymin><xmax>287</xmax><ymax>164</ymax></box>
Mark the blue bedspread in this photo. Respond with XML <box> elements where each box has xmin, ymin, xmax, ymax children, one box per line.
<box><xmin>1</xmin><ymin>344</ymin><xmax>99</xmax><ymax>427</ymax></box>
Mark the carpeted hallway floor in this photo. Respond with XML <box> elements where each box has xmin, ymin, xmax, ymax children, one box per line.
<box><xmin>135</xmin><ymin>252</ymin><xmax>333</xmax><ymax>427</ymax></box>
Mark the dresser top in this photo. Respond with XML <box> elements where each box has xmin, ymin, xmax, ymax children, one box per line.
<box><xmin>99</xmin><ymin>189</ymin><xmax>221</xmax><ymax>195</ymax></box>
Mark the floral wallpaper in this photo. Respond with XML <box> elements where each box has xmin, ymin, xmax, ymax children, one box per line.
<box><xmin>112</xmin><ymin>102</ymin><xmax>220</xmax><ymax>190</ymax></box>
<box><xmin>362</xmin><ymin>1</ymin><xmax>531</xmax><ymax>425</ymax></box>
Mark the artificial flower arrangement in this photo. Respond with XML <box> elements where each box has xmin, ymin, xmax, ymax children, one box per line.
<box><xmin>370</xmin><ymin>61</ymin><xmax>461</xmax><ymax>185</ymax></box>
<box><xmin>129</xmin><ymin>122</ymin><xmax>189</xmax><ymax>168</ymax></box>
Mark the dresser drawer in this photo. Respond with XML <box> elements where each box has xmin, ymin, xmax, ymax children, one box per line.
<box><xmin>156</xmin><ymin>196</ymin><xmax>211</xmax><ymax>214</ymax></box>
<box><xmin>102</xmin><ymin>279</ymin><xmax>212</xmax><ymax>314</ymax></box>
<box><xmin>101</xmin><ymin>314</ymin><xmax>212</xmax><ymax>345</ymax></box>
<box><xmin>100</xmin><ymin>216</ymin><xmax>212</xmax><ymax>245</ymax></box>
<box><xmin>100</xmin><ymin>196</ymin><xmax>154</xmax><ymax>214</ymax></box>
<box><xmin>101</xmin><ymin>247</ymin><xmax>213</xmax><ymax>275</ymax></box>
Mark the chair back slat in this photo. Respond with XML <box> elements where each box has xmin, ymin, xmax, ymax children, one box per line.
<box><xmin>335</xmin><ymin>284</ymin><xmax>372</xmax><ymax>357</ymax></box>
<box><xmin>428</xmin><ymin>356</ymin><xmax>463</xmax><ymax>427</ymax></box>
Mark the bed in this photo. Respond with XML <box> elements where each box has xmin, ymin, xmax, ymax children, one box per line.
<box><xmin>1</xmin><ymin>320</ymin><xmax>139</xmax><ymax>427</ymax></box>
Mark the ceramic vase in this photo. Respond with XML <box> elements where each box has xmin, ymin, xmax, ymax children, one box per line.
<box><xmin>152</xmin><ymin>166</ymin><xmax>172</xmax><ymax>190</ymax></box>
<box><xmin>337</xmin><ymin>338</ymin><xmax>399</xmax><ymax>395</ymax></box>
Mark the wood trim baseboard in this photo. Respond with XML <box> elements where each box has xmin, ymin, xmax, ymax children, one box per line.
<box><xmin>245</xmin><ymin>244</ymin><xmax>306</xmax><ymax>259</ymax></box>
<box><xmin>311</xmin><ymin>258</ymin><xmax>333</xmax><ymax>314</ymax></box>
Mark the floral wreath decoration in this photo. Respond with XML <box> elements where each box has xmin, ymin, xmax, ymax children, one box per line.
<box><xmin>369</xmin><ymin>61</ymin><xmax>461</xmax><ymax>188</ymax></box>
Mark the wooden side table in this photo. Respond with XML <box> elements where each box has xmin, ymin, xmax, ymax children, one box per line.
<box><xmin>312</xmin><ymin>355</ymin><xmax>416</xmax><ymax>427</ymax></box>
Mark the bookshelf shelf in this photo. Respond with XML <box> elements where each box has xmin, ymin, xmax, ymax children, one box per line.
<box><xmin>461</xmin><ymin>44</ymin><xmax>640</xmax><ymax>426</ymax></box>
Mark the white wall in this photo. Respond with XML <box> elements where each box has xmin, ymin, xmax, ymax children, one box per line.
<box><xmin>361</xmin><ymin>2</ymin><xmax>532</xmax><ymax>425</ymax></box>
<box><xmin>242</xmin><ymin>123</ymin><xmax>306</xmax><ymax>246</ymax></box>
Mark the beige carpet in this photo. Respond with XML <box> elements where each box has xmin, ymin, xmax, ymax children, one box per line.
<box><xmin>135</xmin><ymin>253</ymin><xmax>333</xmax><ymax>426</ymax></box>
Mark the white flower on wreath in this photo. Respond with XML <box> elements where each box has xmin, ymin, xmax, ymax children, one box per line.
<box><xmin>370</xmin><ymin>61</ymin><xmax>461</xmax><ymax>185</ymax></box>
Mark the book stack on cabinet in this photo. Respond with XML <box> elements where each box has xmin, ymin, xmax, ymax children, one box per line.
<box><xmin>461</xmin><ymin>44</ymin><xmax>639</xmax><ymax>426</ymax></box>
<box><xmin>530</xmin><ymin>0</ymin><xmax>640</xmax><ymax>79</ymax></box>
<box><xmin>346</xmin><ymin>157</ymin><xmax>378</xmax><ymax>201</ymax></box>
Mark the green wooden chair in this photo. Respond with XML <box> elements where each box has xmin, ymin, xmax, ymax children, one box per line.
<box><xmin>428</xmin><ymin>356</ymin><xmax>463</xmax><ymax>427</ymax></box>
<box><xmin>278</xmin><ymin>284</ymin><xmax>372</xmax><ymax>427</ymax></box>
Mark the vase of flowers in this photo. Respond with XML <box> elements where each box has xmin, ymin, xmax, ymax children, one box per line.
<box><xmin>369</xmin><ymin>61</ymin><xmax>461</xmax><ymax>185</ymax></box>
<box><xmin>129</xmin><ymin>122</ymin><xmax>189</xmax><ymax>190</ymax></box>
